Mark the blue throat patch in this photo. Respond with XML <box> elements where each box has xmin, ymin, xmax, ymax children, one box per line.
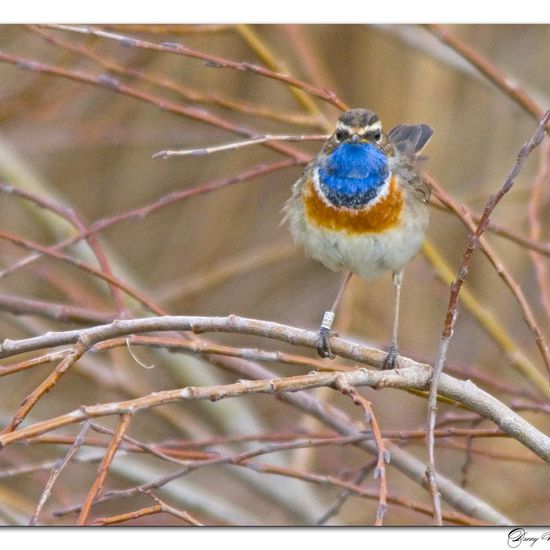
<box><xmin>317</xmin><ymin>143</ymin><xmax>389</xmax><ymax>208</ymax></box>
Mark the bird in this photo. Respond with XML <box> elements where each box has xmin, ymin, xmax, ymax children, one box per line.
<box><xmin>284</xmin><ymin>108</ymin><xmax>433</xmax><ymax>368</ymax></box>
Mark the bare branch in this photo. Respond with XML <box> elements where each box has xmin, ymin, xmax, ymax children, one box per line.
<box><xmin>0</xmin><ymin>314</ymin><xmax>549</xmax><ymax>470</ymax></box>
<box><xmin>0</xmin><ymin>160</ymin><xmax>298</xmax><ymax>281</ymax></box>
<box><xmin>0</xmin><ymin>293</ymin><xmax>115</xmax><ymax>325</ymax></box>
<box><xmin>334</xmin><ymin>376</ymin><xmax>388</xmax><ymax>525</ymax></box>
<box><xmin>153</xmin><ymin>134</ymin><xmax>328</xmax><ymax>159</ymax></box>
<box><xmin>424</xmin><ymin>24</ymin><xmax>548</xmax><ymax>127</ymax></box>
<box><xmin>40</xmin><ymin>24</ymin><xmax>349</xmax><ymax>111</ymax></box>
<box><xmin>77</xmin><ymin>413</ymin><xmax>133</xmax><ymax>525</ymax></box>
<box><xmin>425</xmin><ymin>108</ymin><xmax>550</xmax><ymax>524</ymax></box>
<box><xmin>29</xmin><ymin>420</ymin><xmax>90</xmax><ymax>525</ymax></box>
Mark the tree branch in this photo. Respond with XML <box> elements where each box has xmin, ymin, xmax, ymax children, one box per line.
<box><xmin>1</xmin><ymin>315</ymin><xmax>549</xmax><ymax>469</ymax></box>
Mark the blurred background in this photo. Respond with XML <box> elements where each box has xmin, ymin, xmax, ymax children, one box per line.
<box><xmin>0</xmin><ymin>24</ymin><xmax>549</xmax><ymax>525</ymax></box>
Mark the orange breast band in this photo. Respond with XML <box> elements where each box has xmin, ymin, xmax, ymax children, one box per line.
<box><xmin>304</xmin><ymin>175</ymin><xmax>403</xmax><ymax>235</ymax></box>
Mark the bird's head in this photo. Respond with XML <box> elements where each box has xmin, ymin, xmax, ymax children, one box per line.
<box><xmin>328</xmin><ymin>108</ymin><xmax>390</xmax><ymax>151</ymax></box>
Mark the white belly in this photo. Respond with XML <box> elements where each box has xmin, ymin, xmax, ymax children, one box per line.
<box><xmin>288</xmin><ymin>198</ymin><xmax>428</xmax><ymax>280</ymax></box>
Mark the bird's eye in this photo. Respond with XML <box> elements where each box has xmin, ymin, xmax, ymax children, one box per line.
<box><xmin>335</xmin><ymin>130</ymin><xmax>346</xmax><ymax>142</ymax></box>
<box><xmin>374</xmin><ymin>132</ymin><xmax>382</xmax><ymax>142</ymax></box>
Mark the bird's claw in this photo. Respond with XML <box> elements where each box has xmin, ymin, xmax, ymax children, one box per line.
<box><xmin>382</xmin><ymin>345</ymin><xmax>398</xmax><ymax>370</ymax></box>
<box><xmin>317</xmin><ymin>326</ymin><xmax>336</xmax><ymax>359</ymax></box>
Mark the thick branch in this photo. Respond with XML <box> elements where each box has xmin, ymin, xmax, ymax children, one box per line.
<box><xmin>1</xmin><ymin>315</ymin><xmax>549</xmax><ymax>466</ymax></box>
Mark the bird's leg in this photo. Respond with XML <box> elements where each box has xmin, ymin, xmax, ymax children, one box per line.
<box><xmin>382</xmin><ymin>270</ymin><xmax>403</xmax><ymax>370</ymax></box>
<box><xmin>317</xmin><ymin>272</ymin><xmax>353</xmax><ymax>359</ymax></box>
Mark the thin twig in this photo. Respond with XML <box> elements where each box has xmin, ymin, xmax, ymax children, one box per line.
<box><xmin>425</xmin><ymin>108</ymin><xmax>550</xmax><ymax>525</ymax></box>
<box><xmin>153</xmin><ymin>133</ymin><xmax>328</xmax><ymax>159</ymax></box>
<box><xmin>527</xmin><ymin>139</ymin><xmax>550</xmax><ymax>325</ymax></box>
<box><xmin>53</xmin><ymin>435</ymin><xmax>485</xmax><ymax>526</ymax></box>
<box><xmin>1</xmin><ymin>341</ymin><xmax>88</xmax><ymax>434</ymax></box>
<box><xmin>77</xmin><ymin>413</ymin><xmax>132</xmax><ymax>525</ymax></box>
<box><xmin>459</xmin><ymin>418</ymin><xmax>484</xmax><ymax>488</ymax></box>
<box><xmin>0</xmin><ymin>228</ymin><xmax>163</xmax><ymax>315</ymax></box>
<box><xmin>0</xmin><ymin>48</ymin><xmax>309</xmax><ymax>162</ymax></box>
<box><xmin>29</xmin><ymin>25</ymin><xmax>317</xmax><ymax>128</ymax></box>
<box><xmin>90</xmin><ymin>504</ymin><xmax>162</xmax><ymax>526</ymax></box>
<box><xmin>0</xmin><ymin>350</ymin><xmax>71</xmax><ymax>378</ymax></box>
<box><xmin>316</xmin><ymin>460</ymin><xmax>377</xmax><ymax>525</ymax></box>
<box><xmin>334</xmin><ymin>376</ymin><xmax>388</xmax><ymax>525</ymax></box>
<box><xmin>143</xmin><ymin>492</ymin><xmax>203</xmax><ymax>526</ymax></box>
<box><xmin>0</xmin><ymin>160</ymin><xmax>298</xmax><ymax>281</ymax></box>
<box><xmin>0</xmin><ymin>293</ymin><xmax>115</xmax><ymax>325</ymax></box>
<box><xmin>103</xmin><ymin>24</ymin><xmax>233</xmax><ymax>35</ymax></box>
<box><xmin>0</xmin><ymin>182</ymin><xmax>127</xmax><ymax>315</ymax></box>
<box><xmin>424</xmin><ymin>24</ymin><xmax>548</xmax><ymax>127</ymax></box>
<box><xmin>24</xmin><ymin>426</ymin><xmax>508</xmax><ymax>458</ymax></box>
<box><xmin>29</xmin><ymin>420</ymin><xmax>90</xmax><ymax>525</ymax></box>
<box><xmin>240</xmin><ymin>461</ymin><xmax>487</xmax><ymax>526</ymax></box>
<box><xmin>40</xmin><ymin>24</ymin><xmax>349</xmax><ymax>111</ymax></box>
<box><xmin>89</xmin><ymin>422</ymin><xmax>194</xmax><ymax>466</ymax></box>
<box><xmin>422</xmin><ymin>239</ymin><xmax>550</xmax><ymax>399</ymax></box>
<box><xmin>429</xmin><ymin>197</ymin><xmax>550</xmax><ymax>258</ymax></box>
<box><xmin>95</xmin><ymin>334</ymin><xmax>352</xmax><ymax>373</ymax></box>
<box><xmin>429</xmin><ymin>177</ymin><xmax>550</xmax><ymax>384</ymax></box>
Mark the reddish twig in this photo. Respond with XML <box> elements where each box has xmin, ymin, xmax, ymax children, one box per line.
<box><xmin>0</xmin><ymin>159</ymin><xmax>298</xmax><ymax>281</ymax></box>
<box><xmin>0</xmin><ymin>48</ymin><xmax>309</xmax><ymax>162</ymax></box>
<box><xmin>77</xmin><ymin>412</ymin><xmax>133</xmax><ymax>525</ymax></box>
<box><xmin>428</xmin><ymin>176</ymin><xmax>550</xmax><ymax>379</ymax></box>
<box><xmin>0</xmin><ymin>350</ymin><xmax>71</xmax><ymax>378</ymax></box>
<box><xmin>0</xmin><ymin>228</ymin><xmax>163</xmax><ymax>315</ymax></box>
<box><xmin>509</xmin><ymin>399</ymin><xmax>550</xmax><ymax>415</ymax></box>
<box><xmin>24</xmin><ymin>433</ymin><xmax>213</xmax><ymax>461</ymax></box>
<box><xmin>142</xmin><ymin>492</ymin><xmax>203</xmax><ymax>526</ymax></box>
<box><xmin>424</xmin><ymin>24</ymin><xmax>548</xmax><ymax>128</ymax></box>
<box><xmin>430</xmin><ymin>197</ymin><xmax>550</xmax><ymax>258</ymax></box>
<box><xmin>103</xmin><ymin>24</ymin><xmax>232</xmax><ymax>35</ymax></box>
<box><xmin>0</xmin><ymin>293</ymin><xmax>116</xmax><ymax>325</ymax></box>
<box><xmin>242</xmin><ymin>461</ymin><xmax>487</xmax><ymax>526</ymax></box>
<box><xmin>334</xmin><ymin>375</ymin><xmax>388</xmax><ymax>525</ymax></box>
<box><xmin>425</xmin><ymin>108</ymin><xmax>550</xmax><ymax>525</ymax></box>
<box><xmin>26</xmin><ymin>426</ymin><xmax>508</xmax><ymax>457</ymax></box>
<box><xmin>90</xmin><ymin>504</ymin><xmax>162</xmax><ymax>526</ymax></box>
<box><xmin>1</xmin><ymin>341</ymin><xmax>88</xmax><ymax>434</ymax></box>
<box><xmin>95</xmin><ymin>334</ymin><xmax>352</xmax><ymax>372</ymax></box>
<box><xmin>0</xmin><ymin>182</ymin><xmax>127</xmax><ymax>315</ymax></box>
<box><xmin>28</xmin><ymin>26</ymin><xmax>318</xmax><ymax>128</ymax></box>
<box><xmin>52</xmin><ymin>434</ymin><xmax>486</xmax><ymax>526</ymax></box>
<box><xmin>40</xmin><ymin>24</ymin><xmax>349</xmax><ymax>112</ymax></box>
<box><xmin>88</xmin><ymin>422</ymin><xmax>201</xmax><ymax>466</ymax></box>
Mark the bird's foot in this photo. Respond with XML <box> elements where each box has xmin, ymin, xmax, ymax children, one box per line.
<box><xmin>382</xmin><ymin>344</ymin><xmax>399</xmax><ymax>370</ymax></box>
<box><xmin>317</xmin><ymin>326</ymin><xmax>338</xmax><ymax>359</ymax></box>
<box><xmin>317</xmin><ymin>311</ymin><xmax>337</xmax><ymax>359</ymax></box>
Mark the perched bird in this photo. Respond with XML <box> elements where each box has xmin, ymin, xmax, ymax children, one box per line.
<box><xmin>285</xmin><ymin>108</ymin><xmax>433</xmax><ymax>367</ymax></box>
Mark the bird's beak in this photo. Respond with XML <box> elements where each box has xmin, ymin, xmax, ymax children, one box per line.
<box><xmin>351</xmin><ymin>134</ymin><xmax>360</xmax><ymax>143</ymax></box>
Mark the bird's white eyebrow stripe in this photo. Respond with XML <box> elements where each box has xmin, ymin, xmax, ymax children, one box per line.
<box><xmin>367</xmin><ymin>121</ymin><xmax>382</xmax><ymax>132</ymax></box>
<box><xmin>336</xmin><ymin>121</ymin><xmax>382</xmax><ymax>134</ymax></box>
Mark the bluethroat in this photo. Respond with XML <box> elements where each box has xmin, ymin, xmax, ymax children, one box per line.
<box><xmin>285</xmin><ymin>108</ymin><xmax>433</xmax><ymax>368</ymax></box>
